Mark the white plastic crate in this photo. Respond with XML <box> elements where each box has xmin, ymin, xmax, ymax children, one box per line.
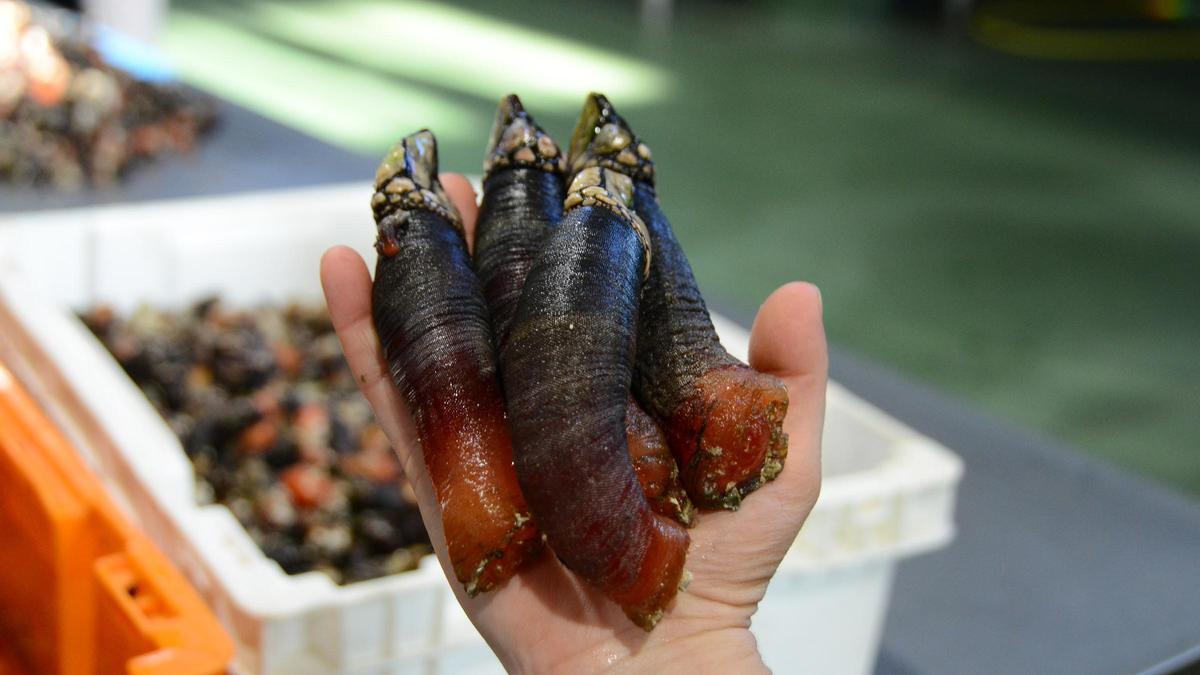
<box><xmin>0</xmin><ymin>185</ymin><xmax>962</xmax><ymax>675</ymax></box>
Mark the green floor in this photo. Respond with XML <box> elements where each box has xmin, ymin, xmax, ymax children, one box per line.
<box><xmin>163</xmin><ymin>0</ymin><xmax>1200</xmax><ymax>496</ymax></box>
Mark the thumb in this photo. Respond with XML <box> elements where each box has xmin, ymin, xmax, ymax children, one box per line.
<box><xmin>748</xmin><ymin>282</ymin><xmax>827</xmax><ymax>500</ymax></box>
<box><xmin>749</xmin><ymin>282</ymin><xmax>826</xmax><ymax>382</ymax></box>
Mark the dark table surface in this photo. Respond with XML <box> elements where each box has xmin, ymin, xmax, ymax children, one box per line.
<box><xmin>4</xmin><ymin>101</ymin><xmax>1198</xmax><ymax>675</ymax></box>
<box><xmin>829</xmin><ymin>346</ymin><xmax>1200</xmax><ymax>675</ymax></box>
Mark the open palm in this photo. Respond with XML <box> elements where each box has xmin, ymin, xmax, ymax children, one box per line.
<box><xmin>320</xmin><ymin>174</ymin><xmax>827</xmax><ymax>673</ymax></box>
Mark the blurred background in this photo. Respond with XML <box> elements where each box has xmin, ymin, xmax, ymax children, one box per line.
<box><xmin>125</xmin><ymin>0</ymin><xmax>1200</xmax><ymax>496</ymax></box>
<box><xmin>2</xmin><ymin>1</ymin><xmax>1199</xmax><ymax>673</ymax></box>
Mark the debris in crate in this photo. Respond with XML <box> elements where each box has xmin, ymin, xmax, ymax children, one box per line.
<box><xmin>81</xmin><ymin>299</ymin><xmax>431</xmax><ymax>584</ymax></box>
<box><xmin>0</xmin><ymin>0</ymin><xmax>216</xmax><ymax>190</ymax></box>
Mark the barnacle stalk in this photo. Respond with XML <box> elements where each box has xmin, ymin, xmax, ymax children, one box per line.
<box><xmin>571</xmin><ymin>93</ymin><xmax>790</xmax><ymax>511</ymax></box>
<box><xmin>502</xmin><ymin>102</ymin><xmax>690</xmax><ymax>630</ymax></box>
<box><xmin>475</xmin><ymin>95</ymin><xmax>567</xmax><ymax>348</ymax></box>
<box><xmin>371</xmin><ymin>130</ymin><xmax>541</xmax><ymax>595</ymax></box>
<box><xmin>477</xmin><ymin>95</ymin><xmax>694</xmax><ymax>528</ymax></box>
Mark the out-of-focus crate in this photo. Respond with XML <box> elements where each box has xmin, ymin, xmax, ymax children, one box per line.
<box><xmin>0</xmin><ymin>361</ymin><xmax>233</xmax><ymax>675</ymax></box>
<box><xmin>0</xmin><ymin>185</ymin><xmax>962</xmax><ymax>674</ymax></box>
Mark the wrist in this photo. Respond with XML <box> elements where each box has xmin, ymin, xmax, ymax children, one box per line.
<box><xmin>618</xmin><ymin>627</ymin><xmax>766</xmax><ymax>674</ymax></box>
<box><xmin>531</xmin><ymin>626</ymin><xmax>766</xmax><ymax>675</ymax></box>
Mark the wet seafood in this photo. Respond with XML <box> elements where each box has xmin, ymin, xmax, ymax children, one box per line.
<box><xmin>83</xmin><ymin>299</ymin><xmax>430</xmax><ymax>585</ymax></box>
<box><xmin>0</xmin><ymin>1</ymin><xmax>215</xmax><ymax>189</ymax></box>
<box><xmin>371</xmin><ymin>130</ymin><xmax>541</xmax><ymax>595</ymax></box>
<box><xmin>474</xmin><ymin>94</ymin><xmax>694</xmax><ymax>527</ymax></box>
<box><xmin>567</xmin><ymin>94</ymin><xmax>789</xmax><ymax>510</ymax></box>
<box><xmin>500</xmin><ymin>113</ymin><xmax>690</xmax><ymax>631</ymax></box>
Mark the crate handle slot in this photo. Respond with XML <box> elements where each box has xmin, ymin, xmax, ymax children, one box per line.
<box><xmin>97</xmin><ymin>552</ymin><xmax>178</xmax><ymax>624</ymax></box>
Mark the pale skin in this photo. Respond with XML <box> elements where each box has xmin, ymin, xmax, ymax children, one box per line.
<box><xmin>320</xmin><ymin>173</ymin><xmax>828</xmax><ymax>674</ymax></box>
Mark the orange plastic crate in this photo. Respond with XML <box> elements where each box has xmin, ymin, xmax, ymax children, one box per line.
<box><xmin>0</xmin><ymin>362</ymin><xmax>233</xmax><ymax>675</ymax></box>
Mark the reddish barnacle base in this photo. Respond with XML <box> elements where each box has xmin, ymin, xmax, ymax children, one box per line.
<box><xmin>407</xmin><ymin>360</ymin><xmax>541</xmax><ymax>593</ymax></box>
<box><xmin>661</xmin><ymin>366</ymin><xmax>789</xmax><ymax>509</ymax></box>
<box><xmin>606</xmin><ymin>513</ymin><xmax>691</xmax><ymax>630</ymax></box>
<box><xmin>625</xmin><ymin>399</ymin><xmax>696</xmax><ymax>526</ymax></box>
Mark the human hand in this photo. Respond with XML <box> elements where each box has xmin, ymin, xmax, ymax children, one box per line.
<box><xmin>320</xmin><ymin>173</ymin><xmax>827</xmax><ymax>674</ymax></box>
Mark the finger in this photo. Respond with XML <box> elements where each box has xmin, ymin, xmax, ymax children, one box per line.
<box><xmin>319</xmin><ymin>246</ymin><xmax>419</xmax><ymax>460</ymax></box>
<box><xmin>440</xmin><ymin>172</ymin><xmax>480</xmax><ymax>252</ymax></box>
<box><xmin>748</xmin><ymin>282</ymin><xmax>827</xmax><ymax>504</ymax></box>
<box><xmin>749</xmin><ymin>281</ymin><xmax>826</xmax><ymax>432</ymax></box>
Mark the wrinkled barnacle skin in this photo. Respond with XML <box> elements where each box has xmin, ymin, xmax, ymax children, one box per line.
<box><xmin>371</xmin><ymin>130</ymin><xmax>541</xmax><ymax>595</ymax></box>
<box><xmin>502</xmin><ymin>99</ymin><xmax>690</xmax><ymax>631</ymax></box>
<box><xmin>625</xmin><ymin>398</ymin><xmax>696</xmax><ymax>527</ymax></box>
<box><xmin>476</xmin><ymin>95</ymin><xmax>694</xmax><ymax>529</ymax></box>
<box><xmin>573</xmin><ymin>94</ymin><xmax>790</xmax><ymax>511</ymax></box>
<box><xmin>475</xmin><ymin>95</ymin><xmax>568</xmax><ymax>349</ymax></box>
